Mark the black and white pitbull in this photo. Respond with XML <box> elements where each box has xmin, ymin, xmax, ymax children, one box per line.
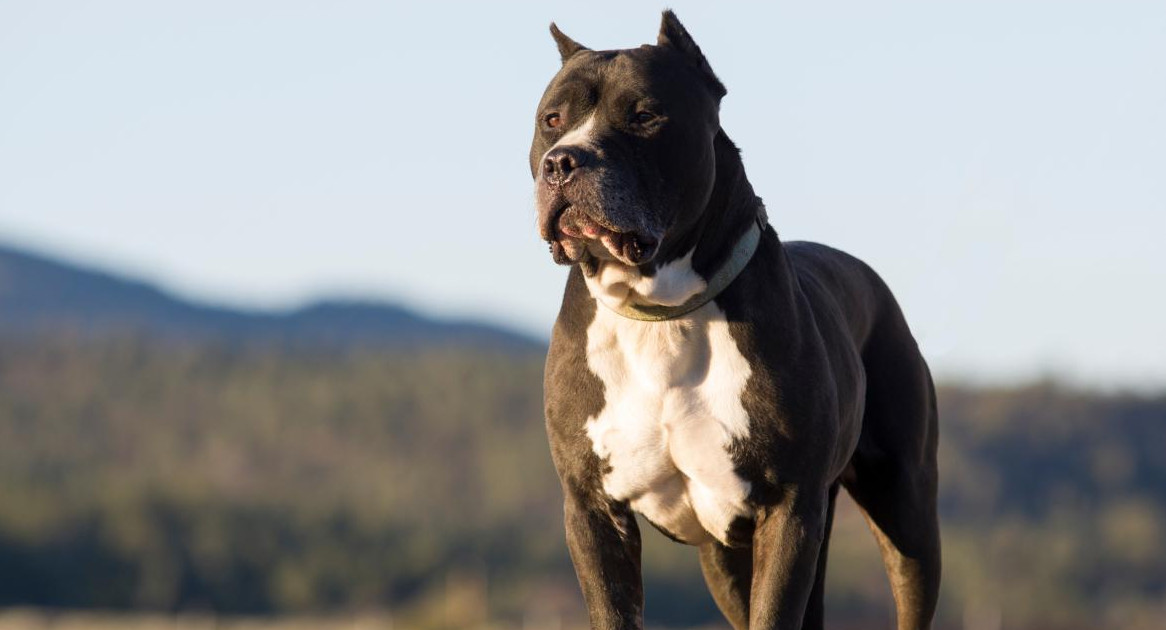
<box><xmin>531</xmin><ymin>12</ymin><xmax>940</xmax><ymax>630</ymax></box>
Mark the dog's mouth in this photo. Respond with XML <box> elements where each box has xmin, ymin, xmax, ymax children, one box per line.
<box><xmin>546</xmin><ymin>205</ymin><xmax>658</xmax><ymax>269</ymax></box>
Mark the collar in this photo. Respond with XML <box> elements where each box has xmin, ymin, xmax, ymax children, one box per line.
<box><xmin>600</xmin><ymin>217</ymin><xmax>765</xmax><ymax>322</ymax></box>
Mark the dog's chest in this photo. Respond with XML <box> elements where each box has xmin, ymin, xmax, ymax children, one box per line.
<box><xmin>584</xmin><ymin>303</ymin><xmax>754</xmax><ymax>546</ymax></box>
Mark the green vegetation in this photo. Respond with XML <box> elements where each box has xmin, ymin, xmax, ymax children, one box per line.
<box><xmin>0</xmin><ymin>336</ymin><xmax>1163</xmax><ymax>629</ymax></box>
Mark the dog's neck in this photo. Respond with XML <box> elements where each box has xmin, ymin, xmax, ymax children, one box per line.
<box><xmin>583</xmin><ymin>129</ymin><xmax>769</xmax><ymax>313</ymax></box>
<box><xmin>676</xmin><ymin>129</ymin><xmax>767</xmax><ymax>280</ymax></box>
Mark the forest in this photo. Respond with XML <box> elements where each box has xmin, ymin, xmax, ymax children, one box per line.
<box><xmin>0</xmin><ymin>336</ymin><xmax>1163</xmax><ymax>629</ymax></box>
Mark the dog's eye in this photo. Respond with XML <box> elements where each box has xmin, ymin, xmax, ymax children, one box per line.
<box><xmin>545</xmin><ymin>113</ymin><xmax>563</xmax><ymax>129</ymax></box>
<box><xmin>633</xmin><ymin>111</ymin><xmax>658</xmax><ymax>125</ymax></box>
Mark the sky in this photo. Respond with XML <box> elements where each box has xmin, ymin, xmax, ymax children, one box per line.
<box><xmin>1</xmin><ymin>1</ymin><xmax>1164</xmax><ymax>388</ymax></box>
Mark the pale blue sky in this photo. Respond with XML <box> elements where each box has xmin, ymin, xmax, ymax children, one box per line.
<box><xmin>1</xmin><ymin>1</ymin><xmax>1164</xmax><ymax>387</ymax></box>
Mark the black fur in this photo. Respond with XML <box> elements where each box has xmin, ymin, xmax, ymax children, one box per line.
<box><xmin>550</xmin><ymin>22</ymin><xmax>588</xmax><ymax>64</ymax></box>
<box><xmin>535</xmin><ymin>12</ymin><xmax>940</xmax><ymax>630</ymax></box>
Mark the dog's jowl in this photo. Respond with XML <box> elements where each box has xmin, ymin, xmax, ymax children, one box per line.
<box><xmin>532</xmin><ymin>12</ymin><xmax>941</xmax><ymax>630</ymax></box>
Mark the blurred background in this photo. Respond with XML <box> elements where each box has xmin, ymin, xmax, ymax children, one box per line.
<box><xmin>1</xmin><ymin>1</ymin><xmax>1164</xmax><ymax>629</ymax></box>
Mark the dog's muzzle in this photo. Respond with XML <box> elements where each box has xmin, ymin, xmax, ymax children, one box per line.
<box><xmin>537</xmin><ymin>148</ymin><xmax>659</xmax><ymax>267</ymax></box>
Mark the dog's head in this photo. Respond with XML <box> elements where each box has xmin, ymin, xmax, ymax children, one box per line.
<box><xmin>530</xmin><ymin>11</ymin><xmax>726</xmax><ymax>272</ymax></box>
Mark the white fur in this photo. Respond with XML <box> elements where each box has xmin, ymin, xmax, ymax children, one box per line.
<box><xmin>585</xmin><ymin>248</ymin><xmax>707</xmax><ymax>311</ymax></box>
<box><xmin>546</xmin><ymin>114</ymin><xmax>596</xmax><ymax>157</ymax></box>
<box><xmin>583</xmin><ymin>259</ymin><xmax>754</xmax><ymax>545</ymax></box>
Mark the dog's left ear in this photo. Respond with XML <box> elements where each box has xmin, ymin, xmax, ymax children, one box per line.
<box><xmin>657</xmin><ymin>10</ymin><xmax>726</xmax><ymax>100</ymax></box>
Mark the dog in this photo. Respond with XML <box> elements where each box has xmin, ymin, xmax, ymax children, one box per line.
<box><xmin>531</xmin><ymin>12</ymin><xmax>940</xmax><ymax>630</ymax></box>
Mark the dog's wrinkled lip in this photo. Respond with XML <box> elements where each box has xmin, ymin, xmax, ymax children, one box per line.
<box><xmin>546</xmin><ymin>205</ymin><xmax>658</xmax><ymax>268</ymax></box>
<box><xmin>538</xmin><ymin>198</ymin><xmax>571</xmax><ymax>243</ymax></box>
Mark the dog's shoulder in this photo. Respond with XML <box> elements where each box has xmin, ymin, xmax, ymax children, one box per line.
<box><xmin>785</xmin><ymin>240</ymin><xmax>878</xmax><ymax>286</ymax></box>
<box><xmin>785</xmin><ymin>240</ymin><xmax>894</xmax><ymax>318</ymax></box>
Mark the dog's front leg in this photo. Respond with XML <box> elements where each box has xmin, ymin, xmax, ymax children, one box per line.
<box><xmin>563</xmin><ymin>488</ymin><xmax>644</xmax><ymax>630</ymax></box>
<box><xmin>748</xmin><ymin>485</ymin><xmax>829</xmax><ymax>630</ymax></box>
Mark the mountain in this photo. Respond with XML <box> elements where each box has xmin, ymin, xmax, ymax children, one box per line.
<box><xmin>0</xmin><ymin>243</ymin><xmax>544</xmax><ymax>351</ymax></box>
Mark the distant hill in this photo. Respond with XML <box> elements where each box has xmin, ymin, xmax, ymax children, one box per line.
<box><xmin>0</xmin><ymin>243</ymin><xmax>543</xmax><ymax>351</ymax></box>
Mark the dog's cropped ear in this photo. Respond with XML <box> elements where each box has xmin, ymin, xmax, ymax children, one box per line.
<box><xmin>550</xmin><ymin>23</ymin><xmax>588</xmax><ymax>64</ymax></box>
<box><xmin>657</xmin><ymin>10</ymin><xmax>727</xmax><ymax>99</ymax></box>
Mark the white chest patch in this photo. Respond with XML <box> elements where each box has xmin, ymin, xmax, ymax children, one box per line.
<box><xmin>583</xmin><ymin>300</ymin><xmax>755</xmax><ymax>546</ymax></box>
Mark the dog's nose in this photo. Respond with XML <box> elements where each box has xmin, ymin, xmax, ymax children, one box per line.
<box><xmin>542</xmin><ymin>147</ymin><xmax>588</xmax><ymax>185</ymax></box>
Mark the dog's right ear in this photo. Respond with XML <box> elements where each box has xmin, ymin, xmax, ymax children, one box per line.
<box><xmin>657</xmin><ymin>10</ymin><xmax>726</xmax><ymax>100</ymax></box>
<box><xmin>550</xmin><ymin>23</ymin><xmax>588</xmax><ymax>64</ymax></box>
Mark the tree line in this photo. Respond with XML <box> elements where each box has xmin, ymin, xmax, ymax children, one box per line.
<box><xmin>0</xmin><ymin>336</ymin><xmax>1162</xmax><ymax>629</ymax></box>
